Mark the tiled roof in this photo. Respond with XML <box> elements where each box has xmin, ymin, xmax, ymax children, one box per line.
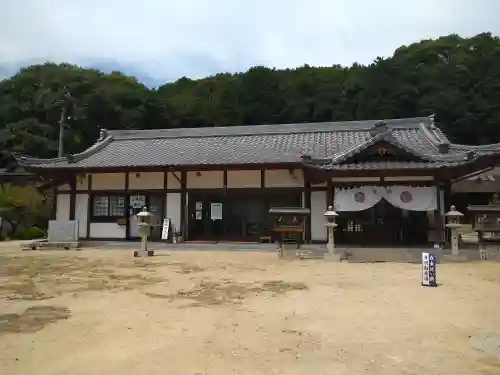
<box><xmin>312</xmin><ymin>161</ymin><xmax>466</xmax><ymax>170</ymax></box>
<box><xmin>18</xmin><ymin>116</ymin><xmax>500</xmax><ymax>170</ymax></box>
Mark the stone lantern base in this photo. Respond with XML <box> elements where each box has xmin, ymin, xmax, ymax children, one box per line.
<box><xmin>324</xmin><ymin>253</ymin><xmax>342</xmax><ymax>262</ymax></box>
<box><xmin>134</xmin><ymin>250</ymin><xmax>155</xmax><ymax>257</ymax></box>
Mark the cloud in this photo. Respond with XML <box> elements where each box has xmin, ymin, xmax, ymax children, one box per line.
<box><xmin>1</xmin><ymin>0</ymin><xmax>499</xmax><ymax>84</ymax></box>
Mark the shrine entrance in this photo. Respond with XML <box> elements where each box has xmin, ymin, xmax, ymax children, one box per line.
<box><xmin>336</xmin><ymin>200</ymin><xmax>429</xmax><ymax>246</ymax></box>
<box><xmin>334</xmin><ymin>185</ymin><xmax>435</xmax><ymax>246</ymax></box>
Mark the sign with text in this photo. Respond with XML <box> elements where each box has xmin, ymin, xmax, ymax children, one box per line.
<box><xmin>421</xmin><ymin>252</ymin><xmax>437</xmax><ymax>287</ymax></box>
<box><xmin>161</xmin><ymin>218</ymin><xmax>171</xmax><ymax>241</ymax></box>
<box><xmin>210</xmin><ymin>203</ymin><xmax>223</xmax><ymax>220</ymax></box>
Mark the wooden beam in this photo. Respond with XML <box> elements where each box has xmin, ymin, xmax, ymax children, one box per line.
<box><xmin>24</xmin><ymin>162</ymin><xmax>301</xmax><ymax>174</ymax></box>
<box><xmin>171</xmin><ymin>171</ymin><xmax>182</xmax><ymax>185</ymax></box>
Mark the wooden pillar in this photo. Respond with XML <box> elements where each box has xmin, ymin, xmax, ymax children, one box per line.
<box><xmin>180</xmin><ymin>170</ymin><xmax>187</xmax><ymax>240</ymax></box>
<box><xmin>86</xmin><ymin>174</ymin><xmax>92</xmax><ymax>239</ymax></box>
<box><xmin>51</xmin><ymin>186</ymin><xmax>57</xmax><ymax>220</ymax></box>
<box><xmin>69</xmin><ymin>175</ymin><xmax>76</xmax><ymax>220</ymax></box>
<box><xmin>223</xmin><ymin>170</ymin><xmax>228</xmax><ymax>237</ymax></box>
<box><xmin>435</xmin><ymin>184</ymin><xmax>444</xmax><ymax>245</ymax></box>
<box><xmin>443</xmin><ymin>182</ymin><xmax>452</xmax><ymax>244</ymax></box>
<box><xmin>326</xmin><ymin>178</ymin><xmax>333</xmax><ymax>207</ymax></box>
<box><xmin>304</xmin><ymin>171</ymin><xmax>312</xmax><ymax>243</ymax></box>
<box><xmin>161</xmin><ymin>170</ymin><xmax>167</xmax><ymax>222</ymax></box>
<box><xmin>125</xmin><ymin>172</ymin><xmax>130</xmax><ymax>240</ymax></box>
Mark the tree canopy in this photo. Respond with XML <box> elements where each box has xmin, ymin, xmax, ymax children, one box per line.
<box><xmin>1</xmin><ymin>32</ymin><xmax>500</xmax><ymax>157</ymax></box>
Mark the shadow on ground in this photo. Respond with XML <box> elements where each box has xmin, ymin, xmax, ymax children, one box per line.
<box><xmin>0</xmin><ymin>306</ymin><xmax>71</xmax><ymax>334</ymax></box>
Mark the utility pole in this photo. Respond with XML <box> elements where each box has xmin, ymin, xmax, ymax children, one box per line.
<box><xmin>58</xmin><ymin>106</ymin><xmax>66</xmax><ymax>157</ymax></box>
<box><xmin>57</xmin><ymin>88</ymin><xmax>72</xmax><ymax>157</ymax></box>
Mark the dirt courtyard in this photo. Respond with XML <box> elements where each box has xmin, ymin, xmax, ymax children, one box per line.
<box><xmin>0</xmin><ymin>244</ymin><xmax>499</xmax><ymax>375</ymax></box>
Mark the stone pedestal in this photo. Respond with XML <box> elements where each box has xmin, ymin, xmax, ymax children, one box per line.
<box><xmin>324</xmin><ymin>222</ymin><xmax>341</xmax><ymax>262</ymax></box>
<box><xmin>134</xmin><ymin>250</ymin><xmax>154</xmax><ymax>257</ymax></box>
<box><xmin>134</xmin><ymin>236</ymin><xmax>154</xmax><ymax>257</ymax></box>
<box><xmin>445</xmin><ymin>223</ymin><xmax>461</xmax><ymax>256</ymax></box>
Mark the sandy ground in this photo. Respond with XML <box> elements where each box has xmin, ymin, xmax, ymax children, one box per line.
<box><xmin>0</xmin><ymin>243</ymin><xmax>499</xmax><ymax>375</ymax></box>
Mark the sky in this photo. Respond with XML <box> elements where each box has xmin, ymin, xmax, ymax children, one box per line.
<box><xmin>1</xmin><ymin>0</ymin><xmax>500</xmax><ymax>87</ymax></box>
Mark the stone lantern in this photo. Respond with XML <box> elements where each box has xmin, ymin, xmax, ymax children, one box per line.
<box><xmin>134</xmin><ymin>207</ymin><xmax>155</xmax><ymax>257</ymax></box>
<box><xmin>445</xmin><ymin>205</ymin><xmax>464</xmax><ymax>256</ymax></box>
<box><xmin>324</xmin><ymin>205</ymin><xmax>340</xmax><ymax>261</ymax></box>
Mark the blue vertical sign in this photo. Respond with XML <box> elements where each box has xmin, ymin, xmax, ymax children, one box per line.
<box><xmin>422</xmin><ymin>252</ymin><xmax>437</xmax><ymax>287</ymax></box>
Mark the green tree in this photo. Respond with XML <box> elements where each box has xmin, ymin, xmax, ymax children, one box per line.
<box><xmin>1</xmin><ymin>33</ymin><xmax>500</xmax><ymax>155</ymax></box>
<box><xmin>0</xmin><ymin>184</ymin><xmax>50</xmax><ymax>238</ymax></box>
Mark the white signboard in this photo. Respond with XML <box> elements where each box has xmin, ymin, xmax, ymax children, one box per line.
<box><xmin>210</xmin><ymin>203</ymin><xmax>223</xmax><ymax>220</ymax></box>
<box><xmin>130</xmin><ymin>195</ymin><xmax>146</xmax><ymax>209</ymax></box>
<box><xmin>161</xmin><ymin>218</ymin><xmax>170</xmax><ymax>240</ymax></box>
<box><xmin>422</xmin><ymin>252</ymin><xmax>437</xmax><ymax>287</ymax></box>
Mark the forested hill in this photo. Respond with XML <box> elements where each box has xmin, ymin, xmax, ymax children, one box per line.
<box><xmin>1</xmin><ymin>32</ymin><xmax>500</xmax><ymax>158</ymax></box>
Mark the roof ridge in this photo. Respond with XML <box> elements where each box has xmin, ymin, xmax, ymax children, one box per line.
<box><xmin>303</xmin><ymin>129</ymin><xmax>477</xmax><ymax>166</ymax></box>
<box><xmin>107</xmin><ymin>117</ymin><xmax>430</xmax><ymax>140</ymax></box>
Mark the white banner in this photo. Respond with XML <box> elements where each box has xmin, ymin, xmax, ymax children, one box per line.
<box><xmin>382</xmin><ymin>186</ymin><xmax>437</xmax><ymax>211</ymax></box>
<box><xmin>334</xmin><ymin>185</ymin><xmax>437</xmax><ymax>212</ymax></box>
<box><xmin>334</xmin><ymin>186</ymin><xmax>383</xmax><ymax>211</ymax></box>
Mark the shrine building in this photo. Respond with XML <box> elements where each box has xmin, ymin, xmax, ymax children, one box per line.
<box><xmin>18</xmin><ymin>115</ymin><xmax>500</xmax><ymax>245</ymax></box>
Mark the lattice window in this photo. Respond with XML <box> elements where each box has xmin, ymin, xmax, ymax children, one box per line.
<box><xmin>92</xmin><ymin>195</ymin><xmax>125</xmax><ymax>218</ymax></box>
<box><xmin>92</xmin><ymin>196</ymin><xmax>109</xmax><ymax>217</ymax></box>
<box><xmin>109</xmin><ymin>196</ymin><xmax>125</xmax><ymax>216</ymax></box>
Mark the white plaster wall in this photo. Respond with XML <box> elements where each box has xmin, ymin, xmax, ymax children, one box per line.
<box><xmin>311</xmin><ymin>190</ymin><xmax>327</xmax><ymax>241</ymax></box>
<box><xmin>187</xmin><ymin>171</ymin><xmax>223</xmax><ymax>189</ymax></box>
<box><xmin>265</xmin><ymin>169</ymin><xmax>303</xmax><ymax>187</ymax></box>
<box><xmin>227</xmin><ymin>170</ymin><xmax>261</xmax><ymax>188</ymax></box>
<box><xmin>167</xmin><ymin>172</ymin><xmax>182</xmax><ymax>189</ymax></box>
<box><xmin>89</xmin><ymin>223</ymin><xmax>126</xmax><ymax>239</ymax></box>
<box><xmin>76</xmin><ymin>175</ymin><xmax>89</xmax><ymax>190</ymax></box>
<box><xmin>91</xmin><ymin>173</ymin><xmax>126</xmax><ymax>190</ymax></box>
<box><xmin>56</xmin><ymin>194</ymin><xmax>70</xmax><ymax>221</ymax></box>
<box><xmin>75</xmin><ymin>194</ymin><xmax>88</xmax><ymax>238</ymax></box>
<box><xmin>166</xmin><ymin>192</ymin><xmax>182</xmax><ymax>233</ymax></box>
<box><xmin>129</xmin><ymin>172</ymin><xmax>164</xmax><ymax>190</ymax></box>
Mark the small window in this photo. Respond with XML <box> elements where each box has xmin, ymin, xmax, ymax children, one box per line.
<box><xmin>347</xmin><ymin>220</ymin><xmax>362</xmax><ymax>232</ymax></box>
<box><xmin>92</xmin><ymin>194</ymin><xmax>125</xmax><ymax>219</ymax></box>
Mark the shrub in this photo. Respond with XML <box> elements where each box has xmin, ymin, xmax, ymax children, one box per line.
<box><xmin>13</xmin><ymin>226</ymin><xmax>46</xmax><ymax>240</ymax></box>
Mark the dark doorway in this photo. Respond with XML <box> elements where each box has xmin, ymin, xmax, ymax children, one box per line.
<box><xmin>188</xmin><ymin>189</ymin><xmax>302</xmax><ymax>241</ymax></box>
<box><xmin>337</xmin><ymin>200</ymin><xmax>429</xmax><ymax>246</ymax></box>
<box><xmin>128</xmin><ymin>193</ymin><xmax>164</xmax><ymax>240</ymax></box>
